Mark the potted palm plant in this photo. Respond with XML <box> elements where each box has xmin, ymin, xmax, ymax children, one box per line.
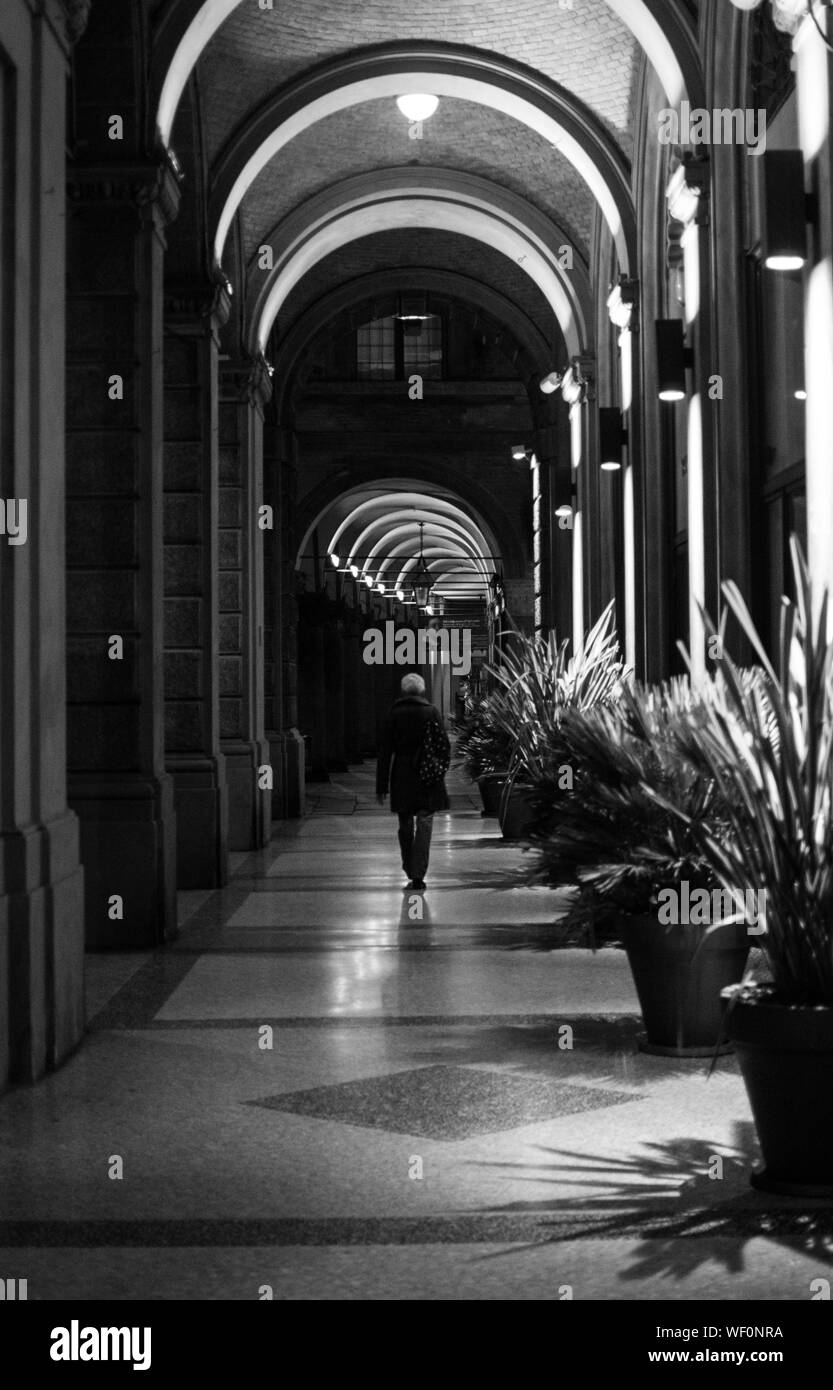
<box><xmin>453</xmin><ymin>694</ymin><xmax>513</xmax><ymax>815</ymax></box>
<box><xmin>663</xmin><ymin>543</ymin><xmax>833</xmax><ymax>1193</ymax></box>
<box><xmin>487</xmin><ymin>603</ymin><xmax>624</xmax><ymax>840</ymax></box>
<box><xmin>529</xmin><ymin>679</ymin><xmax>750</xmax><ymax>1055</ymax></box>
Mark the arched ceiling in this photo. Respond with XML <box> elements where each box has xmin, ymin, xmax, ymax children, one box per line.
<box><xmin>302</xmin><ymin>485</ymin><xmax>499</xmax><ymax>599</ymax></box>
<box><xmin>270</xmin><ymin>229</ymin><xmax>562</xmax><ymax>355</ymax></box>
<box><xmin>187</xmin><ymin>1</ymin><xmax>639</xmax><ymax>157</ymax></box>
<box><xmin>152</xmin><ymin>0</ymin><xmax>705</xmax><ymax>373</ymax></box>
<box><xmin>234</xmin><ymin>96</ymin><xmax>593</xmax><ymax>266</ymax></box>
<box><xmin>248</xmin><ymin>169</ymin><xmax>590</xmax><ymax>355</ymax></box>
<box><xmin>155</xmin><ymin>0</ymin><xmax>703</xmax><ymax>155</ymax></box>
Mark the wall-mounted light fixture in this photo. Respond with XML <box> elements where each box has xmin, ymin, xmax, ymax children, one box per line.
<box><xmin>510</xmin><ymin>443</ymin><xmax>530</xmax><ymax>461</ymax></box>
<box><xmin>655</xmin><ymin>320</ymin><xmax>692</xmax><ymax>402</ymax></box>
<box><xmin>554</xmin><ymin>500</ymin><xmax>574</xmax><ymax>519</ymax></box>
<box><xmin>560</xmin><ymin>364</ymin><xmax>588</xmax><ymax>406</ymax></box>
<box><xmin>539</xmin><ymin>370</ymin><xmax>564</xmax><ymax>395</ymax></box>
<box><xmin>599</xmin><ymin>408</ymin><xmax>628</xmax><ymax>471</ymax></box>
<box><xmin>349</xmin><ymin>564</ymin><xmax>360</xmax><ymax>578</ymax></box>
<box><xmin>760</xmin><ymin>150</ymin><xmax>812</xmax><ymax>271</ymax></box>
<box><xmin>329</xmin><ymin>553</ymin><xmax>340</xmax><ymax>568</ymax></box>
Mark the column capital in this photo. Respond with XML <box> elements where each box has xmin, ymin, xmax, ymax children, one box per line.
<box><xmin>67</xmin><ymin>152</ymin><xmax>183</xmax><ymax>230</ymax></box>
<box><xmin>569</xmin><ymin>353</ymin><xmax>596</xmax><ymax>404</ymax></box>
<box><xmin>164</xmin><ymin>276</ymin><xmax>232</xmax><ymax>329</ymax></box>
<box><xmin>222</xmin><ymin>354</ymin><xmax>274</xmax><ymax>411</ymax></box>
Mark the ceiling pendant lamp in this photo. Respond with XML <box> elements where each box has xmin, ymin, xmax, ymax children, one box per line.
<box><xmin>396</xmin><ymin>94</ymin><xmax>439</xmax><ymax>123</ymax></box>
<box><xmin>410</xmin><ymin>522</ymin><xmax>434</xmax><ymax>609</ymax></box>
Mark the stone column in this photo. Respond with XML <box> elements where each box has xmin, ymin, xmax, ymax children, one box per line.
<box><xmin>1</xmin><ymin>0</ymin><xmax>86</xmax><ymax>1086</ymax></box>
<box><xmin>163</xmin><ymin>282</ymin><xmax>229</xmax><ymax>887</ymax></box>
<box><xmin>324</xmin><ymin>620</ymin><xmax>347</xmax><ymax>770</ymax></box>
<box><xmin>66</xmin><ymin>154</ymin><xmax>181</xmax><ymax>948</ymax></box>
<box><xmin>297</xmin><ymin>606</ymin><xmax>328</xmax><ymax>781</ymax></box>
<box><xmin>218</xmin><ymin>358</ymin><xmax>272</xmax><ymax>850</ymax></box>
<box><xmin>666</xmin><ymin>157</ymin><xmax>719</xmax><ymax>685</ymax></box>
<box><xmin>265</xmin><ymin>423</ymin><xmax>305</xmax><ymax>817</ymax></box>
<box><xmin>794</xmin><ymin>9</ymin><xmax>833</xmax><ymax>626</ymax></box>
<box><xmin>343</xmin><ymin>612</ymin><xmax>363</xmax><ymax>763</ymax></box>
<box><xmin>359</xmin><ymin>613</ymin><xmax>377</xmax><ymax>756</ymax></box>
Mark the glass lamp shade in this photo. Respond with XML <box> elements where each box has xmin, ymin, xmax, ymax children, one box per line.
<box><xmin>396</xmin><ymin>94</ymin><xmax>439</xmax><ymax>122</ymax></box>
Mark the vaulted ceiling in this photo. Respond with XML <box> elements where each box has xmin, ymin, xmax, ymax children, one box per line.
<box><xmin>157</xmin><ymin>0</ymin><xmax>702</xmax><ymax>371</ymax></box>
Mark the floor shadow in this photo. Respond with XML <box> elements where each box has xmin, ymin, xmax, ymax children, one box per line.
<box><xmin>465</xmin><ymin>1121</ymin><xmax>833</xmax><ymax>1277</ymax></box>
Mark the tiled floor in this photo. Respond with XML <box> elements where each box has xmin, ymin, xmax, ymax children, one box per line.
<box><xmin>1</xmin><ymin>763</ymin><xmax>832</xmax><ymax>1300</ymax></box>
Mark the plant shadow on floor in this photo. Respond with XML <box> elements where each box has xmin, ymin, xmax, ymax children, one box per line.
<box><xmin>466</xmin><ymin>1121</ymin><xmax>833</xmax><ymax>1279</ymax></box>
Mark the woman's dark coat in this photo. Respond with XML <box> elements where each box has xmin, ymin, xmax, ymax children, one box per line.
<box><xmin>376</xmin><ymin>695</ymin><xmax>450</xmax><ymax>814</ymax></box>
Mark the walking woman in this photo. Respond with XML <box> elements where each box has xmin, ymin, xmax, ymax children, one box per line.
<box><xmin>376</xmin><ymin>673</ymin><xmax>449</xmax><ymax>890</ymax></box>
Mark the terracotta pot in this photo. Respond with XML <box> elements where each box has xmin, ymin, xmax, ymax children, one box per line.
<box><xmin>620</xmin><ymin>916</ymin><xmax>750</xmax><ymax>1057</ymax></box>
<box><xmin>722</xmin><ymin>985</ymin><xmax>833</xmax><ymax>1196</ymax></box>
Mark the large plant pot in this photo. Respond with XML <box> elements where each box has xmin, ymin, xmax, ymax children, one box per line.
<box><xmin>498</xmin><ymin>786</ymin><xmax>538</xmax><ymax>840</ymax></box>
<box><xmin>478</xmin><ymin>774</ymin><xmax>504</xmax><ymax>817</ymax></box>
<box><xmin>722</xmin><ymin>985</ymin><xmax>833</xmax><ymax>1197</ymax></box>
<box><xmin>621</xmin><ymin>917</ymin><xmax>750</xmax><ymax>1058</ymax></box>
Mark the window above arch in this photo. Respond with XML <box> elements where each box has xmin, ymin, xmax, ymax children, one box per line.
<box><xmin>356</xmin><ymin>312</ymin><xmax>444</xmax><ymax>382</ymax></box>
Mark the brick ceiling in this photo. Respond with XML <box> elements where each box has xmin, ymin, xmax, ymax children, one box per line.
<box><xmin>272</xmin><ymin>228</ymin><xmax>562</xmax><ymax>352</ymax></box>
<box><xmin>237</xmin><ymin>98</ymin><xmax>593</xmax><ymax>265</ymax></box>
<box><xmin>184</xmin><ymin>0</ymin><xmax>646</xmax><ymax>349</ymax></box>
<box><xmin>197</xmin><ymin>0</ymin><xmax>639</xmax><ymax>163</ymax></box>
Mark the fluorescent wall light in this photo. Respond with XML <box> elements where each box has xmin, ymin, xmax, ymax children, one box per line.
<box><xmin>761</xmin><ymin>150</ymin><xmax>808</xmax><ymax>271</ymax></box>
<box><xmin>599</xmin><ymin>408</ymin><xmax>627</xmax><ymax>470</ymax></box>
<box><xmin>655</xmin><ymin>320</ymin><xmax>689</xmax><ymax>401</ymax></box>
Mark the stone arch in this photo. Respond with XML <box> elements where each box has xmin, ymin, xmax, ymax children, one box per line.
<box><xmin>206</xmin><ymin>44</ymin><xmax>637</xmax><ymax>272</ymax></box>
<box><xmin>271</xmin><ymin>267</ymin><xmax>564</xmax><ymax>421</ymax></box>
<box><xmin>296</xmin><ymin>465</ymin><xmax>528</xmax><ymax>581</ymax></box>
<box><xmin>247</xmin><ymin>168</ymin><xmax>590</xmax><ymax>360</ymax></box>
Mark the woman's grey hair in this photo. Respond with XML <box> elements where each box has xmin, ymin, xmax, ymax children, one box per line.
<box><xmin>401</xmin><ymin>673</ymin><xmax>426</xmax><ymax>695</ymax></box>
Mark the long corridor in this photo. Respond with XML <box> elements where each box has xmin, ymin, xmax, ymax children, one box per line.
<box><xmin>1</xmin><ymin>764</ymin><xmax>829</xmax><ymax>1301</ymax></box>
